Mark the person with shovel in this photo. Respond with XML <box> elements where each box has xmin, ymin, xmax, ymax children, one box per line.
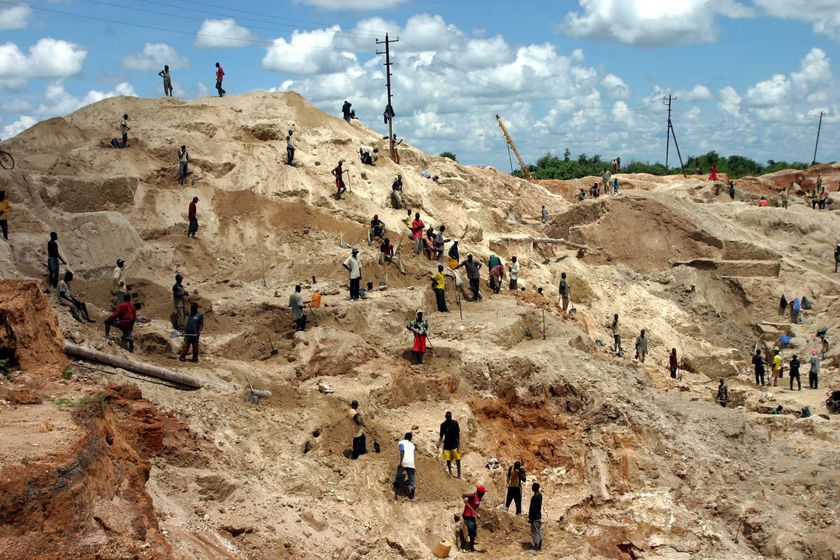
<box><xmin>332</xmin><ymin>160</ymin><xmax>347</xmax><ymax>199</ymax></box>
<box><xmin>461</xmin><ymin>485</ymin><xmax>487</xmax><ymax>552</ymax></box>
<box><xmin>407</xmin><ymin>310</ymin><xmax>429</xmax><ymax>365</ymax></box>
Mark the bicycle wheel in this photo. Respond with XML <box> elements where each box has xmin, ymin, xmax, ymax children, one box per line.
<box><xmin>0</xmin><ymin>150</ymin><xmax>14</xmax><ymax>170</ymax></box>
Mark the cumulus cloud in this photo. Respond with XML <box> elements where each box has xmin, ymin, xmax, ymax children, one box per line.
<box><xmin>35</xmin><ymin>80</ymin><xmax>136</xmax><ymax>116</ymax></box>
<box><xmin>0</xmin><ymin>4</ymin><xmax>31</xmax><ymax>30</ymax></box>
<box><xmin>718</xmin><ymin>86</ymin><xmax>742</xmax><ymax>116</ymax></box>
<box><xmin>679</xmin><ymin>85</ymin><xmax>713</xmax><ymax>101</ymax></box>
<box><xmin>562</xmin><ymin>0</ymin><xmax>754</xmax><ymax>46</ymax></box>
<box><xmin>123</xmin><ymin>43</ymin><xmax>190</xmax><ymax>71</ymax></box>
<box><xmin>745</xmin><ymin>74</ymin><xmax>790</xmax><ymax>106</ymax></box>
<box><xmin>791</xmin><ymin>47</ymin><xmax>830</xmax><ymax>86</ymax></box>
<box><xmin>754</xmin><ymin>0</ymin><xmax>840</xmax><ymax>41</ymax></box>
<box><xmin>195</xmin><ymin>18</ymin><xmax>255</xmax><ymax>48</ymax></box>
<box><xmin>263</xmin><ymin>26</ymin><xmax>356</xmax><ymax>75</ymax></box>
<box><xmin>295</xmin><ymin>0</ymin><xmax>408</xmax><ymax>10</ymax></box>
<box><xmin>0</xmin><ymin>38</ymin><xmax>87</xmax><ymax>79</ymax></box>
<box><xmin>602</xmin><ymin>74</ymin><xmax>629</xmax><ymax>99</ymax></box>
<box><xmin>2</xmin><ymin>115</ymin><xmax>36</xmax><ymax>138</ymax></box>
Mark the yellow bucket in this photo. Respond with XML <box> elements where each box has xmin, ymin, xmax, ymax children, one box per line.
<box><xmin>432</xmin><ymin>540</ymin><xmax>452</xmax><ymax>558</ymax></box>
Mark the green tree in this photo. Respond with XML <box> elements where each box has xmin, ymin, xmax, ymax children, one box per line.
<box><xmin>439</xmin><ymin>151</ymin><xmax>457</xmax><ymax>161</ymax></box>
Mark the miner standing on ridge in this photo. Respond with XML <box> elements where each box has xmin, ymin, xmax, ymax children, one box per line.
<box><xmin>46</xmin><ymin>232</ymin><xmax>67</xmax><ymax>290</ymax></box>
<box><xmin>290</xmin><ymin>284</ymin><xmax>309</xmax><ymax>332</ymax></box>
<box><xmin>349</xmin><ymin>400</ymin><xmax>367</xmax><ymax>459</ymax></box>
<box><xmin>407</xmin><ymin>310</ymin><xmax>428</xmax><ymax>365</ymax></box>
<box><xmin>529</xmin><ymin>483</ymin><xmax>543</xmax><ymax>551</ymax></box>
<box><xmin>178</xmin><ymin>145</ymin><xmax>189</xmax><ymax>186</ymax></box>
<box><xmin>635</xmin><ymin>329</ymin><xmax>647</xmax><ymax>363</ymax></box>
<box><xmin>559</xmin><ymin>272</ymin><xmax>570</xmax><ymax>313</ymax></box>
<box><xmin>286</xmin><ymin>130</ymin><xmax>295</xmax><ymax>165</ymax></box>
<box><xmin>179</xmin><ymin>302</ymin><xmax>203</xmax><ymax>362</ymax></box>
<box><xmin>456</xmin><ymin>254</ymin><xmax>482</xmax><ymax>302</ymax></box>
<box><xmin>120</xmin><ymin>114</ymin><xmax>130</xmax><ymax>148</ymax></box>
<box><xmin>342</xmin><ymin>247</ymin><xmax>361</xmax><ymax>301</ymax></box>
<box><xmin>172</xmin><ymin>274</ymin><xmax>189</xmax><ymax>331</ymax></box>
<box><xmin>159</xmin><ymin>65</ymin><xmax>173</xmax><ymax>97</ymax></box>
<box><xmin>111</xmin><ymin>258</ymin><xmax>127</xmax><ymax>309</ymax></box>
<box><xmin>333</xmin><ymin>160</ymin><xmax>347</xmax><ymax>199</ymax></box>
<box><xmin>215</xmin><ymin>62</ymin><xmax>226</xmax><ymax>97</ymax></box>
<box><xmin>187</xmin><ymin>197</ymin><xmax>199</xmax><ymax>238</ymax></box>
<box><xmin>438</xmin><ymin>411</ymin><xmax>462</xmax><ymax>479</ymax></box>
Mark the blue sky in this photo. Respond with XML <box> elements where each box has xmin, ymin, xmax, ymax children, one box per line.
<box><xmin>2</xmin><ymin>0</ymin><xmax>839</xmax><ymax>169</ymax></box>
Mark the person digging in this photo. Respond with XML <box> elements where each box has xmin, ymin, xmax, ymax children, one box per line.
<box><xmin>460</xmin><ymin>485</ymin><xmax>487</xmax><ymax>552</ymax></box>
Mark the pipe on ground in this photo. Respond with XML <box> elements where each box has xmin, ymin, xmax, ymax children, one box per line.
<box><xmin>64</xmin><ymin>342</ymin><xmax>205</xmax><ymax>389</ymax></box>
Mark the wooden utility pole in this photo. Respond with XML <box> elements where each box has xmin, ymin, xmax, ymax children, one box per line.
<box><xmin>376</xmin><ymin>33</ymin><xmax>399</xmax><ymax>162</ymax></box>
<box><xmin>812</xmin><ymin>110</ymin><xmax>824</xmax><ymax>165</ymax></box>
<box><xmin>662</xmin><ymin>94</ymin><xmax>687</xmax><ymax>176</ymax></box>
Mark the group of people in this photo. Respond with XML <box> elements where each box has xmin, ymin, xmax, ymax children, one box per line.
<box><xmin>752</xmin><ymin>346</ymin><xmax>821</xmax><ymax>390</ymax></box>
<box><xmin>349</xmin><ymin>404</ymin><xmax>544</xmax><ymax>552</ymax></box>
<box><xmin>44</xmin><ymin>231</ymin><xmax>205</xmax><ymax>361</ymax></box>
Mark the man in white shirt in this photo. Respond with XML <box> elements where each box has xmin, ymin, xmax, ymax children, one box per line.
<box><xmin>509</xmin><ymin>256</ymin><xmax>521</xmax><ymax>290</ymax></box>
<box><xmin>342</xmin><ymin>248</ymin><xmax>362</xmax><ymax>301</ymax></box>
<box><xmin>393</xmin><ymin>432</ymin><xmax>416</xmax><ymax>501</ymax></box>
<box><xmin>111</xmin><ymin>258</ymin><xmax>127</xmax><ymax>309</ymax></box>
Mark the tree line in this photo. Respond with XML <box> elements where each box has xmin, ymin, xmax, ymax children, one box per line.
<box><xmin>515</xmin><ymin>150</ymin><xmax>809</xmax><ymax>180</ymax></box>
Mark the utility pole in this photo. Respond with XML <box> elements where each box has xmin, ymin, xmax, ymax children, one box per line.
<box><xmin>376</xmin><ymin>33</ymin><xmax>399</xmax><ymax>162</ymax></box>
<box><xmin>662</xmin><ymin>94</ymin><xmax>687</xmax><ymax>176</ymax></box>
<box><xmin>812</xmin><ymin>110</ymin><xmax>824</xmax><ymax>165</ymax></box>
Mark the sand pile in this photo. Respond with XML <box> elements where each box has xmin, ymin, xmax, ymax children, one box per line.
<box><xmin>0</xmin><ymin>92</ymin><xmax>839</xmax><ymax>559</ymax></box>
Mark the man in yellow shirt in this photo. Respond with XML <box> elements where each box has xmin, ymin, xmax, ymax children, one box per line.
<box><xmin>431</xmin><ymin>264</ymin><xmax>449</xmax><ymax>312</ymax></box>
<box><xmin>0</xmin><ymin>190</ymin><xmax>10</xmax><ymax>240</ymax></box>
<box><xmin>771</xmin><ymin>348</ymin><xmax>783</xmax><ymax>387</ymax></box>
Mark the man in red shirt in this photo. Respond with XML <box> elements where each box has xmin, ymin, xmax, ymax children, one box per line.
<box><xmin>105</xmin><ymin>293</ymin><xmax>137</xmax><ymax>352</ymax></box>
<box><xmin>215</xmin><ymin>62</ymin><xmax>226</xmax><ymax>97</ymax></box>
<box><xmin>409</xmin><ymin>212</ymin><xmax>425</xmax><ymax>256</ymax></box>
<box><xmin>460</xmin><ymin>485</ymin><xmax>486</xmax><ymax>552</ymax></box>
<box><xmin>188</xmin><ymin>196</ymin><xmax>199</xmax><ymax>237</ymax></box>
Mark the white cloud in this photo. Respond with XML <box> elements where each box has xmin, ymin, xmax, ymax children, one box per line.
<box><xmin>602</xmin><ymin>74</ymin><xmax>629</xmax><ymax>99</ymax></box>
<box><xmin>718</xmin><ymin>86</ymin><xmax>741</xmax><ymax>116</ymax></box>
<box><xmin>263</xmin><ymin>26</ymin><xmax>356</xmax><ymax>75</ymax></box>
<box><xmin>679</xmin><ymin>85</ymin><xmax>713</xmax><ymax>101</ymax></box>
<box><xmin>35</xmin><ymin>80</ymin><xmax>136</xmax><ymax>116</ymax></box>
<box><xmin>611</xmin><ymin>100</ymin><xmax>636</xmax><ymax>127</ymax></box>
<box><xmin>745</xmin><ymin>74</ymin><xmax>790</xmax><ymax>106</ymax></box>
<box><xmin>195</xmin><ymin>18</ymin><xmax>255</xmax><ymax>48</ymax></box>
<box><xmin>791</xmin><ymin>47</ymin><xmax>830</xmax><ymax>86</ymax></box>
<box><xmin>0</xmin><ymin>38</ymin><xmax>87</xmax><ymax>79</ymax></box>
<box><xmin>2</xmin><ymin>115</ymin><xmax>36</xmax><ymax>138</ymax></box>
<box><xmin>295</xmin><ymin>0</ymin><xmax>408</xmax><ymax>10</ymax></box>
<box><xmin>123</xmin><ymin>43</ymin><xmax>190</xmax><ymax>71</ymax></box>
<box><xmin>0</xmin><ymin>4</ymin><xmax>31</xmax><ymax>30</ymax></box>
<box><xmin>562</xmin><ymin>0</ymin><xmax>754</xmax><ymax>46</ymax></box>
<box><xmin>754</xmin><ymin>1</ymin><xmax>840</xmax><ymax>40</ymax></box>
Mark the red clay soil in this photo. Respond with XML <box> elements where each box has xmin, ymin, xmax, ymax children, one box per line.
<box><xmin>0</xmin><ymin>383</ymin><xmax>173</xmax><ymax>560</ymax></box>
<box><xmin>0</xmin><ymin>280</ymin><xmax>67</xmax><ymax>375</ymax></box>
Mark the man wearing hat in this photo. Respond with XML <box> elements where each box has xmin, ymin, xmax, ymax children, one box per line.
<box><xmin>188</xmin><ymin>197</ymin><xmax>199</xmax><ymax>238</ymax></box>
<box><xmin>461</xmin><ymin>485</ymin><xmax>487</xmax><ymax>552</ymax></box>
<box><xmin>342</xmin><ymin>248</ymin><xmax>362</xmax><ymax>300</ymax></box>
<box><xmin>111</xmin><ymin>258</ymin><xmax>127</xmax><ymax>309</ymax></box>
<box><xmin>407</xmin><ymin>310</ymin><xmax>428</xmax><ymax>364</ymax></box>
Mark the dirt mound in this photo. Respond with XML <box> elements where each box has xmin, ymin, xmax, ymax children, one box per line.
<box><xmin>0</xmin><ymin>280</ymin><xmax>66</xmax><ymax>374</ymax></box>
<box><xmin>0</xmin><ymin>383</ymin><xmax>171</xmax><ymax>560</ymax></box>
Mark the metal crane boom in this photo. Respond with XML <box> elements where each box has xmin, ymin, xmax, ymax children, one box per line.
<box><xmin>496</xmin><ymin>114</ymin><xmax>533</xmax><ymax>181</ymax></box>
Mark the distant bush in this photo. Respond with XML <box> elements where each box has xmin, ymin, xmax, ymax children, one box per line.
<box><xmin>518</xmin><ymin>150</ymin><xmax>809</xmax><ymax>180</ymax></box>
<box><xmin>439</xmin><ymin>151</ymin><xmax>457</xmax><ymax>162</ymax></box>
